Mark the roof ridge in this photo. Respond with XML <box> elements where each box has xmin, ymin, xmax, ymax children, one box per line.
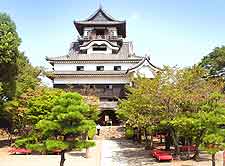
<box><xmin>84</xmin><ymin>7</ymin><xmax>120</xmax><ymax>22</ymax></box>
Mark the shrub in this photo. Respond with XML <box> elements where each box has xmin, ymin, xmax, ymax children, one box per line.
<box><xmin>88</xmin><ymin>127</ymin><xmax>96</xmax><ymax>140</ymax></box>
<box><xmin>45</xmin><ymin>140</ymin><xmax>69</xmax><ymax>151</ymax></box>
<box><xmin>74</xmin><ymin>140</ymin><xmax>95</xmax><ymax>150</ymax></box>
<box><xmin>125</xmin><ymin>128</ymin><xmax>134</xmax><ymax>139</ymax></box>
<box><xmin>26</xmin><ymin>143</ymin><xmax>46</xmax><ymax>153</ymax></box>
<box><xmin>14</xmin><ymin>136</ymin><xmax>36</xmax><ymax>148</ymax></box>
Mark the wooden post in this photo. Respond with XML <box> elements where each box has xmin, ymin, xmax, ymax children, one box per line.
<box><xmin>60</xmin><ymin>150</ymin><xmax>66</xmax><ymax>166</ymax></box>
<box><xmin>212</xmin><ymin>154</ymin><xmax>215</xmax><ymax>166</ymax></box>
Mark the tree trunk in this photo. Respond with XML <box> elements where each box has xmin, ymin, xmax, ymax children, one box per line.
<box><xmin>150</xmin><ymin>135</ymin><xmax>154</xmax><ymax>150</ymax></box>
<box><xmin>170</xmin><ymin>127</ymin><xmax>180</xmax><ymax>159</ymax></box>
<box><xmin>212</xmin><ymin>154</ymin><xmax>216</xmax><ymax>166</ymax></box>
<box><xmin>192</xmin><ymin>144</ymin><xmax>200</xmax><ymax>161</ymax></box>
<box><xmin>144</xmin><ymin>128</ymin><xmax>150</xmax><ymax>150</ymax></box>
<box><xmin>165</xmin><ymin>133</ymin><xmax>171</xmax><ymax>150</ymax></box>
<box><xmin>192</xmin><ymin>129</ymin><xmax>205</xmax><ymax>161</ymax></box>
<box><xmin>187</xmin><ymin>139</ymin><xmax>190</xmax><ymax>160</ymax></box>
<box><xmin>60</xmin><ymin>150</ymin><xmax>66</xmax><ymax>166</ymax></box>
<box><xmin>160</xmin><ymin>134</ymin><xmax>163</xmax><ymax>143</ymax></box>
<box><xmin>137</xmin><ymin>128</ymin><xmax>142</xmax><ymax>143</ymax></box>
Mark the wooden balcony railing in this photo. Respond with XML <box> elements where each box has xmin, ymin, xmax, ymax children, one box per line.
<box><xmin>78</xmin><ymin>35</ymin><xmax>122</xmax><ymax>41</ymax></box>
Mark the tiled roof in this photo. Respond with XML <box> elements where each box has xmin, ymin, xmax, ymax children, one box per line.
<box><xmin>80</xmin><ymin>39</ymin><xmax>119</xmax><ymax>48</ymax></box>
<box><xmin>51</xmin><ymin>70</ymin><xmax>127</xmax><ymax>77</ymax></box>
<box><xmin>84</xmin><ymin>7</ymin><xmax>121</xmax><ymax>22</ymax></box>
<box><xmin>77</xmin><ymin>7</ymin><xmax>124</xmax><ymax>24</ymax></box>
<box><xmin>47</xmin><ymin>54</ymin><xmax>142</xmax><ymax>62</ymax></box>
<box><xmin>46</xmin><ymin>42</ymin><xmax>143</xmax><ymax>62</ymax></box>
<box><xmin>74</xmin><ymin>7</ymin><xmax>126</xmax><ymax>37</ymax></box>
<box><xmin>75</xmin><ymin>21</ymin><xmax>125</xmax><ymax>25</ymax></box>
<box><xmin>126</xmin><ymin>56</ymin><xmax>162</xmax><ymax>73</ymax></box>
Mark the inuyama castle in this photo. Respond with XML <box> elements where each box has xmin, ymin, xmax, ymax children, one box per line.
<box><xmin>46</xmin><ymin>7</ymin><xmax>160</xmax><ymax>125</ymax></box>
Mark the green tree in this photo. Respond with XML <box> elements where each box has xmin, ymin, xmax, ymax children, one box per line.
<box><xmin>15</xmin><ymin>53</ymin><xmax>40</xmax><ymax>96</ymax></box>
<box><xmin>3</xmin><ymin>87</ymin><xmax>64</xmax><ymax>139</ymax></box>
<box><xmin>117</xmin><ymin>73</ymin><xmax>166</xmax><ymax>148</ymax></box>
<box><xmin>15</xmin><ymin>92</ymin><xmax>97</xmax><ymax>166</ymax></box>
<box><xmin>118</xmin><ymin>66</ymin><xmax>225</xmax><ymax>160</ymax></box>
<box><xmin>199</xmin><ymin>46</ymin><xmax>225</xmax><ymax>77</ymax></box>
<box><xmin>0</xmin><ymin>12</ymin><xmax>21</xmax><ymax>101</ymax></box>
<box><xmin>160</xmin><ymin>67</ymin><xmax>225</xmax><ymax>160</ymax></box>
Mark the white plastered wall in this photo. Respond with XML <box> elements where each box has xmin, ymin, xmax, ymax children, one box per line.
<box><xmin>54</xmin><ymin>76</ymin><xmax>129</xmax><ymax>84</ymax></box>
<box><xmin>54</xmin><ymin>63</ymin><xmax>134</xmax><ymax>71</ymax></box>
<box><xmin>135</xmin><ymin>66</ymin><xmax>155</xmax><ymax>78</ymax></box>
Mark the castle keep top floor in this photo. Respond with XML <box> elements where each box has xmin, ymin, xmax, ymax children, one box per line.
<box><xmin>74</xmin><ymin>7</ymin><xmax>126</xmax><ymax>40</ymax></box>
<box><xmin>71</xmin><ymin>7</ymin><xmax>127</xmax><ymax>56</ymax></box>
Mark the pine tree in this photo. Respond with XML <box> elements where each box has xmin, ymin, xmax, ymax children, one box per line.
<box><xmin>15</xmin><ymin>92</ymin><xmax>97</xmax><ymax>166</ymax></box>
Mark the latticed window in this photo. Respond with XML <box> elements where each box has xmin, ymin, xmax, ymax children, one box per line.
<box><xmin>76</xmin><ymin>66</ymin><xmax>84</xmax><ymax>71</ymax></box>
<box><xmin>114</xmin><ymin>66</ymin><xmax>121</xmax><ymax>71</ymax></box>
<box><xmin>96</xmin><ymin>66</ymin><xmax>104</xmax><ymax>71</ymax></box>
<box><xmin>92</xmin><ymin>44</ymin><xmax>107</xmax><ymax>51</ymax></box>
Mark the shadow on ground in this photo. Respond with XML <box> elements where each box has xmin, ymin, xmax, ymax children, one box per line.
<box><xmin>109</xmin><ymin>139</ymin><xmax>160</xmax><ymax>165</ymax></box>
<box><xmin>106</xmin><ymin>139</ymin><xmax>212</xmax><ymax>166</ymax></box>
<box><xmin>68</xmin><ymin>151</ymin><xmax>86</xmax><ymax>158</ymax></box>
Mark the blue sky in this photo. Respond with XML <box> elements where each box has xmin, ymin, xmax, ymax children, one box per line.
<box><xmin>1</xmin><ymin>0</ymin><xmax>225</xmax><ymax>68</ymax></box>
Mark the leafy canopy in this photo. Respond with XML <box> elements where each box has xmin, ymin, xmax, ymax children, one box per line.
<box><xmin>15</xmin><ymin>91</ymin><xmax>97</xmax><ymax>153</ymax></box>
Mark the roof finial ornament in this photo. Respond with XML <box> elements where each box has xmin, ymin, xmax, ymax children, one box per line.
<box><xmin>98</xmin><ymin>0</ymin><xmax>103</xmax><ymax>9</ymax></box>
<box><xmin>145</xmin><ymin>49</ymin><xmax>151</xmax><ymax>60</ymax></box>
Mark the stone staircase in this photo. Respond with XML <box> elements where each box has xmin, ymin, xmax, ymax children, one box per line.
<box><xmin>95</xmin><ymin>126</ymin><xmax>125</xmax><ymax>140</ymax></box>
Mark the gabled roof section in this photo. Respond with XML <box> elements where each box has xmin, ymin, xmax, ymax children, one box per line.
<box><xmin>74</xmin><ymin>7</ymin><xmax>126</xmax><ymax>37</ymax></box>
<box><xmin>126</xmin><ymin>56</ymin><xmax>162</xmax><ymax>74</ymax></box>
<box><xmin>85</xmin><ymin>7</ymin><xmax>119</xmax><ymax>22</ymax></box>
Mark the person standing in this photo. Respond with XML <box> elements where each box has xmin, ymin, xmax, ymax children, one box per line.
<box><xmin>96</xmin><ymin>124</ymin><xmax>101</xmax><ymax>136</ymax></box>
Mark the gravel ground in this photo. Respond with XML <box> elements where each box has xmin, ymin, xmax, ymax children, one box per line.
<box><xmin>0</xmin><ymin>139</ymin><xmax>224</xmax><ymax>166</ymax></box>
<box><xmin>100</xmin><ymin>140</ymin><xmax>224</xmax><ymax>166</ymax></box>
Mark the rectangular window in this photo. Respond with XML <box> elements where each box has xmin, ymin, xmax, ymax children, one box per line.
<box><xmin>106</xmin><ymin>85</ymin><xmax>113</xmax><ymax>89</ymax></box>
<box><xmin>92</xmin><ymin>44</ymin><xmax>107</xmax><ymax>51</ymax></box>
<box><xmin>76</xmin><ymin>66</ymin><xmax>84</xmax><ymax>71</ymax></box>
<box><xmin>96</xmin><ymin>66</ymin><xmax>104</xmax><ymax>71</ymax></box>
<box><xmin>114</xmin><ymin>66</ymin><xmax>121</xmax><ymax>71</ymax></box>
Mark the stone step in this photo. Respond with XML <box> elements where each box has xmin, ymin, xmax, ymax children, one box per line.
<box><xmin>95</xmin><ymin>126</ymin><xmax>125</xmax><ymax>140</ymax></box>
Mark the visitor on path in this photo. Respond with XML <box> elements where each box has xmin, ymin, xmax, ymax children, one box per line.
<box><xmin>96</xmin><ymin>124</ymin><xmax>101</xmax><ymax>136</ymax></box>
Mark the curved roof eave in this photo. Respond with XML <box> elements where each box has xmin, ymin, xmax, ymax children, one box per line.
<box><xmin>126</xmin><ymin>56</ymin><xmax>162</xmax><ymax>74</ymax></box>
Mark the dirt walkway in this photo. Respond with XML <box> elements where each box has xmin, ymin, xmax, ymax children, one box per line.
<box><xmin>0</xmin><ymin>140</ymin><xmax>102</xmax><ymax>166</ymax></box>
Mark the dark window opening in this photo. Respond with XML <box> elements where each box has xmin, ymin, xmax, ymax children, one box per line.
<box><xmin>96</xmin><ymin>29</ymin><xmax>105</xmax><ymax>36</ymax></box>
<box><xmin>114</xmin><ymin>66</ymin><xmax>121</xmax><ymax>71</ymax></box>
<box><xmin>96</xmin><ymin>66</ymin><xmax>104</xmax><ymax>71</ymax></box>
<box><xmin>90</xmin><ymin>85</ymin><xmax>95</xmax><ymax>89</ymax></box>
<box><xmin>80</xmin><ymin>50</ymin><xmax>87</xmax><ymax>54</ymax></box>
<box><xmin>106</xmin><ymin>85</ymin><xmax>113</xmax><ymax>89</ymax></box>
<box><xmin>112</xmin><ymin>50</ymin><xmax>117</xmax><ymax>54</ymax></box>
<box><xmin>76</xmin><ymin>66</ymin><xmax>84</xmax><ymax>71</ymax></box>
<box><xmin>92</xmin><ymin>44</ymin><xmax>107</xmax><ymax>51</ymax></box>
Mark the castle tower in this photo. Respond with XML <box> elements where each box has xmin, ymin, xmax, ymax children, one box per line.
<box><xmin>46</xmin><ymin>7</ymin><xmax>159</xmax><ymax>125</ymax></box>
